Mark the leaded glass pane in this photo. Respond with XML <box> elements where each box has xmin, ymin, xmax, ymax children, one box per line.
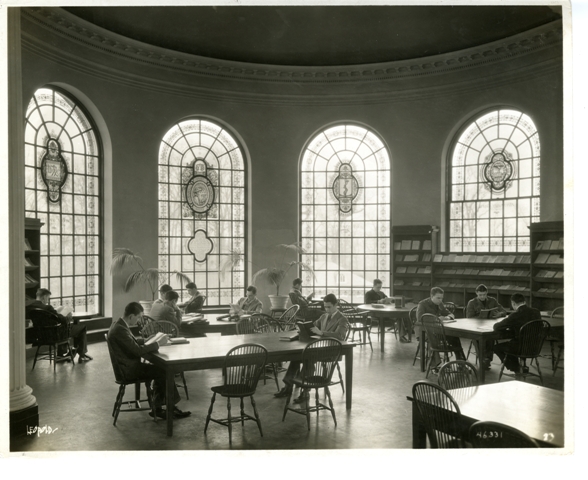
<box><xmin>301</xmin><ymin>124</ymin><xmax>390</xmax><ymax>300</ymax></box>
<box><xmin>158</xmin><ymin>120</ymin><xmax>247</xmax><ymax>306</ymax></box>
<box><xmin>449</xmin><ymin>109</ymin><xmax>539</xmax><ymax>252</ymax></box>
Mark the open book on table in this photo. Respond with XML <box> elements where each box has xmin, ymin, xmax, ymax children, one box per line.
<box><xmin>296</xmin><ymin>321</ymin><xmax>315</xmax><ymax>342</ymax></box>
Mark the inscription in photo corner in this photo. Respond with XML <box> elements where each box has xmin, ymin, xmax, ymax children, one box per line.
<box><xmin>27</xmin><ymin>424</ymin><xmax>59</xmax><ymax>436</ymax></box>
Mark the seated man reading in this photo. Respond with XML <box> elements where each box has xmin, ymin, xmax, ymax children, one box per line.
<box><xmin>178</xmin><ymin>282</ymin><xmax>206</xmax><ymax>314</ymax></box>
<box><xmin>26</xmin><ymin>288</ymin><xmax>92</xmax><ymax>362</ymax></box>
<box><xmin>219</xmin><ymin>285</ymin><xmax>264</xmax><ymax>320</ymax></box>
<box><xmin>274</xmin><ymin>293</ymin><xmax>349</xmax><ymax>403</ymax></box>
<box><xmin>492</xmin><ymin>293</ymin><xmax>542</xmax><ymax>374</ymax></box>
<box><xmin>416</xmin><ymin>287</ymin><xmax>465</xmax><ymax>370</ymax></box>
<box><xmin>107</xmin><ymin>302</ymin><xmax>190</xmax><ymax>419</ymax></box>
<box><xmin>153</xmin><ymin>284</ymin><xmax>173</xmax><ymax>306</ymax></box>
<box><xmin>466</xmin><ymin>284</ymin><xmax>507</xmax><ymax>369</ymax></box>
<box><xmin>289</xmin><ymin>278</ymin><xmax>322</xmax><ymax>320</ymax></box>
<box><xmin>150</xmin><ymin>290</ymin><xmax>182</xmax><ymax>330</ymax></box>
<box><xmin>365</xmin><ymin>279</ymin><xmax>410</xmax><ymax>342</ymax></box>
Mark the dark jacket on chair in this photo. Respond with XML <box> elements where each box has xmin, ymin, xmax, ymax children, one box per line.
<box><xmin>107</xmin><ymin>318</ymin><xmax>159</xmax><ymax>382</ymax></box>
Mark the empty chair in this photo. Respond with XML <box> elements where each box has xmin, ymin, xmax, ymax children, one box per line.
<box><xmin>340</xmin><ymin>299</ymin><xmax>372</xmax><ymax>351</ymax></box>
<box><xmin>498</xmin><ymin>320</ymin><xmax>550</xmax><ymax>385</ymax></box>
<box><xmin>238</xmin><ymin>315</ymin><xmax>280</xmax><ymax>390</ymax></box>
<box><xmin>438</xmin><ymin>360</ymin><xmax>479</xmax><ymax>390</ymax></box>
<box><xmin>105</xmin><ymin>334</ymin><xmax>157</xmax><ymax>426</ymax></box>
<box><xmin>140</xmin><ymin>320</ymin><xmax>189</xmax><ymax>399</ymax></box>
<box><xmin>410</xmin><ymin>306</ymin><xmax>421</xmax><ymax>366</ymax></box>
<box><xmin>412</xmin><ymin>381</ymin><xmax>465</xmax><ymax>448</ymax></box>
<box><xmin>282</xmin><ymin>338</ymin><xmax>342</xmax><ymax>430</ymax></box>
<box><xmin>421</xmin><ymin>313</ymin><xmax>463</xmax><ymax>378</ymax></box>
<box><xmin>28</xmin><ymin>308</ymin><xmax>75</xmax><ymax>371</ymax></box>
<box><xmin>548</xmin><ymin>307</ymin><xmax>564</xmax><ymax>374</ymax></box>
<box><xmin>469</xmin><ymin>421</ymin><xmax>540</xmax><ymax>448</ymax></box>
<box><xmin>204</xmin><ymin>344</ymin><xmax>268</xmax><ymax>447</ymax></box>
<box><xmin>276</xmin><ymin>304</ymin><xmax>300</xmax><ymax>331</ymax></box>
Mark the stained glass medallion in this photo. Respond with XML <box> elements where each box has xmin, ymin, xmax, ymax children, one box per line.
<box><xmin>332</xmin><ymin>163</ymin><xmax>359</xmax><ymax>213</ymax></box>
<box><xmin>41</xmin><ymin>138</ymin><xmax>68</xmax><ymax>203</ymax></box>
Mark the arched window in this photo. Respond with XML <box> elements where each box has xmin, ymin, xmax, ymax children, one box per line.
<box><xmin>448</xmin><ymin>109</ymin><xmax>540</xmax><ymax>252</ymax></box>
<box><xmin>24</xmin><ymin>87</ymin><xmax>102</xmax><ymax>313</ymax></box>
<box><xmin>300</xmin><ymin>124</ymin><xmax>390</xmax><ymax>303</ymax></box>
<box><xmin>158</xmin><ymin>119</ymin><xmax>246</xmax><ymax>306</ymax></box>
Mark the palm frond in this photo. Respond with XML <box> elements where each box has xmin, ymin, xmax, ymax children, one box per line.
<box><xmin>171</xmin><ymin>270</ymin><xmax>193</xmax><ymax>286</ymax></box>
<box><xmin>275</xmin><ymin>242</ymin><xmax>306</xmax><ymax>254</ymax></box>
<box><xmin>220</xmin><ymin>249</ymin><xmax>244</xmax><ymax>280</ymax></box>
<box><xmin>111</xmin><ymin>248</ymin><xmax>143</xmax><ymax>274</ymax></box>
<box><xmin>252</xmin><ymin>268</ymin><xmax>286</xmax><ymax>287</ymax></box>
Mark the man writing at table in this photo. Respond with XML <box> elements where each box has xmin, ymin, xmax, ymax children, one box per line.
<box><xmin>107</xmin><ymin>302</ymin><xmax>190</xmax><ymax>419</ymax></box>
<box><xmin>417</xmin><ymin>287</ymin><xmax>466</xmax><ymax>370</ymax></box>
<box><xmin>466</xmin><ymin>284</ymin><xmax>507</xmax><ymax>370</ymax></box>
<box><xmin>274</xmin><ymin>293</ymin><xmax>349</xmax><ymax>403</ymax></box>
<box><xmin>26</xmin><ymin>288</ymin><xmax>93</xmax><ymax>362</ymax></box>
<box><xmin>492</xmin><ymin>293</ymin><xmax>541</xmax><ymax>375</ymax></box>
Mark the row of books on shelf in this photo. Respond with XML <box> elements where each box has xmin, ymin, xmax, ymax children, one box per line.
<box><xmin>433</xmin><ymin>254</ymin><xmax>531</xmax><ymax>264</ymax></box>
<box><xmin>537</xmin><ymin>287</ymin><xmax>564</xmax><ymax>294</ymax></box>
<box><xmin>535</xmin><ymin>238</ymin><xmax>563</xmax><ymax>250</ymax></box>
<box><xmin>395</xmin><ymin>253</ymin><xmax>432</xmax><ymax>262</ymax></box>
<box><xmin>535</xmin><ymin>270</ymin><xmax>564</xmax><ymax>279</ymax></box>
<box><xmin>437</xmin><ymin>282</ymin><xmax>530</xmax><ymax>291</ymax></box>
<box><xmin>534</xmin><ymin>253</ymin><xmax>564</xmax><ymax>264</ymax></box>
<box><xmin>25</xmin><ymin>273</ymin><xmax>38</xmax><ymax>284</ymax></box>
<box><xmin>394</xmin><ymin>240</ymin><xmax>432</xmax><ymax>251</ymax></box>
<box><xmin>396</xmin><ymin>266</ymin><xmax>432</xmax><ymax>274</ymax></box>
<box><xmin>439</xmin><ymin>268</ymin><xmax>530</xmax><ymax>277</ymax></box>
<box><xmin>393</xmin><ymin>280</ymin><xmax>431</xmax><ymax>287</ymax></box>
<box><xmin>24</xmin><ymin>258</ymin><xmax>37</xmax><ymax>267</ymax></box>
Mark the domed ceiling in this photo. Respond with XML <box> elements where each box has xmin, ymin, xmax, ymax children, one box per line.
<box><xmin>63</xmin><ymin>5</ymin><xmax>561</xmax><ymax>67</ymax></box>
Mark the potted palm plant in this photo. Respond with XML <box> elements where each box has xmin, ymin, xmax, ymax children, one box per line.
<box><xmin>220</xmin><ymin>243</ymin><xmax>315</xmax><ymax>309</ymax></box>
<box><xmin>110</xmin><ymin>248</ymin><xmax>192</xmax><ymax>314</ymax></box>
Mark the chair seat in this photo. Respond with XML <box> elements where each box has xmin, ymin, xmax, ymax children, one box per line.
<box><xmin>211</xmin><ymin>384</ymin><xmax>257</xmax><ymax>397</ymax></box>
<box><xmin>292</xmin><ymin>375</ymin><xmax>332</xmax><ymax>389</ymax></box>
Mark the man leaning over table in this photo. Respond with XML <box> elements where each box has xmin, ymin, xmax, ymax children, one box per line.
<box><xmin>150</xmin><ymin>290</ymin><xmax>182</xmax><ymax>330</ymax></box>
<box><xmin>492</xmin><ymin>293</ymin><xmax>541</xmax><ymax>375</ymax></box>
<box><xmin>26</xmin><ymin>288</ymin><xmax>93</xmax><ymax>362</ymax></box>
<box><xmin>153</xmin><ymin>284</ymin><xmax>173</xmax><ymax>306</ymax></box>
<box><xmin>365</xmin><ymin>279</ymin><xmax>410</xmax><ymax>342</ymax></box>
<box><xmin>466</xmin><ymin>284</ymin><xmax>507</xmax><ymax>370</ymax></box>
<box><xmin>417</xmin><ymin>287</ymin><xmax>466</xmax><ymax>371</ymax></box>
<box><xmin>274</xmin><ymin>293</ymin><xmax>349</xmax><ymax>403</ymax></box>
<box><xmin>107</xmin><ymin>302</ymin><xmax>190</xmax><ymax>420</ymax></box>
<box><xmin>178</xmin><ymin>282</ymin><xmax>206</xmax><ymax>314</ymax></box>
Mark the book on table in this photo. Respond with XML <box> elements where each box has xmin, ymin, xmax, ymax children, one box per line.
<box><xmin>167</xmin><ymin>337</ymin><xmax>189</xmax><ymax>345</ymax></box>
<box><xmin>145</xmin><ymin>331</ymin><xmax>167</xmax><ymax>346</ymax></box>
<box><xmin>479</xmin><ymin>307</ymin><xmax>499</xmax><ymax>319</ymax></box>
<box><xmin>279</xmin><ymin>331</ymin><xmax>300</xmax><ymax>342</ymax></box>
<box><xmin>296</xmin><ymin>321</ymin><xmax>315</xmax><ymax>341</ymax></box>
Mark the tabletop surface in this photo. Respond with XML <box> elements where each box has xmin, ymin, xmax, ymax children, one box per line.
<box><xmin>447</xmin><ymin>381</ymin><xmax>564</xmax><ymax>446</ymax></box>
<box><xmin>357</xmin><ymin>303</ymin><xmax>416</xmax><ymax>313</ymax></box>
<box><xmin>417</xmin><ymin>316</ymin><xmax>564</xmax><ymax>333</ymax></box>
<box><xmin>148</xmin><ymin>331</ymin><xmax>353</xmax><ymax>365</ymax></box>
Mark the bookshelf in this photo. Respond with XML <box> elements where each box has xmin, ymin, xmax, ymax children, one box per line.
<box><xmin>25</xmin><ymin>217</ymin><xmax>43</xmax><ymax>303</ymax></box>
<box><xmin>431</xmin><ymin>253</ymin><xmax>531</xmax><ymax>309</ymax></box>
<box><xmin>391</xmin><ymin>225</ymin><xmax>438</xmax><ymax>302</ymax></box>
<box><xmin>530</xmin><ymin>221</ymin><xmax>564</xmax><ymax>311</ymax></box>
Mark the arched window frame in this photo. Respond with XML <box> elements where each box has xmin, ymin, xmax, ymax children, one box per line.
<box><xmin>24</xmin><ymin>85</ymin><xmax>103</xmax><ymax>313</ymax></box>
<box><xmin>157</xmin><ymin>118</ymin><xmax>248</xmax><ymax>306</ymax></box>
<box><xmin>299</xmin><ymin>123</ymin><xmax>391</xmax><ymax>304</ymax></box>
<box><xmin>447</xmin><ymin>108</ymin><xmax>541</xmax><ymax>253</ymax></box>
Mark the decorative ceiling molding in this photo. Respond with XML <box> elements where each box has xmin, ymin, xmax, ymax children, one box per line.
<box><xmin>22</xmin><ymin>7</ymin><xmax>562</xmax><ymax>86</ymax></box>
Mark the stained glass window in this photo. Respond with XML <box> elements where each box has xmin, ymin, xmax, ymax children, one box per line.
<box><xmin>24</xmin><ymin>87</ymin><xmax>101</xmax><ymax>313</ymax></box>
<box><xmin>158</xmin><ymin>119</ymin><xmax>246</xmax><ymax>306</ymax></box>
<box><xmin>300</xmin><ymin>124</ymin><xmax>391</xmax><ymax>304</ymax></box>
<box><xmin>449</xmin><ymin>110</ymin><xmax>540</xmax><ymax>253</ymax></box>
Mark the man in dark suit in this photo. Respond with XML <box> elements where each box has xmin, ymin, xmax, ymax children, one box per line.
<box><xmin>493</xmin><ymin>293</ymin><xmax>542</xmax><ymax>373</ymax></box>
<box><xmin>107</xmin><ymin>302</ymin><xmax>190</xmax><ymax>419</ymax></box>
<box><xmin>26</xmin><ymin>288</ymin><xmax>92</xmax><ymax>362</ymax></box>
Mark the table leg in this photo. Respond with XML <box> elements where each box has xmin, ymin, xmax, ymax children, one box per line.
<box><xmin>478</xmin><ymin>339</ymin><xmax>486</xmax><ymax>384</ymax></box>
<box><xmin>407</xmin><ymin>316</ymin><xmax>412</xmax><ymax>342</ymax></box>
<box><xmin>380</xmin><ymin>316</ymin><xmax>385</xmax><ymax>353</ymax></box>
<box><xmin>420</xmin><ymin>328</ymin><xmax>426</xmax><ymax>372</ymax></box>
<box><xmin>412</xmin><ymin>400</ymin><xmax>427</xmax><ymax>448</ymax></box>
<box><xmin>344</xmin><ymin>350</ymin><xmax>353</xmax><ymax>410</ymax></box>
<box><xmin>166</xmin><ymin>369</ymin><xmax>174</xmax><ymax>437</ymax></box>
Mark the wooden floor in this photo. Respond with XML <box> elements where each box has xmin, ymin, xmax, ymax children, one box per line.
<box><xmin>11</xmin><ymin>331</ymin><xmax>564</xmax><ymax>452</ymax></box>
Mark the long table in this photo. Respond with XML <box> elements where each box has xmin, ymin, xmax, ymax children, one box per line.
<box><xmin>418</xmin><ymin>316</ymin><xmax>564</xmax><ymax>383</ymax></box>
<box><xmin>356</xmin><ymin>304</ymin><xmax>415</xmax><ymax>352</ymax></box>
<box><xmin>144</xmin><ymin>332</ymin><xmax>356</xmax><ymax>436</ymax></box>
<box><xmin>408</xmin><ymin>381</ymin><xmax>564</xmax><ymax>448</ymax></box>
<box><xmin>180</xmin><ymin>313</ymin><xmax>238</xmax><ymax>336</ymax></box>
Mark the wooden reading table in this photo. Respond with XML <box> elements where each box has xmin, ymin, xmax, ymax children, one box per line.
<box><xmin>357</xmin><ymin>304</ymin><xmax>415</xmax><ymax>353</ymax></box>
<box><xmin>144</xmin><ymin>332</ymin><xmax>356</xmax><ymax>437</ymax></box>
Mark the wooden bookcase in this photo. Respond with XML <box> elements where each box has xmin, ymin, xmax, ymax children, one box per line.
<box><xmin>530</xmin><ymin>221</ymin><xmax>564</xmax><ymax>311</ymax></box>
<box><xmin>391</xmin><ymin>225</ymin><xmax>438</xmax><ymax>303</ymax></box>
<box><xmin>25</xmin><ymin>217</ymin><xmax>43</xmax><ymax>303</ymax></box>
<box><xmin>431</xmin><ymin>253</ymin><xmax>531</xmax><ymax>309</ymax></box>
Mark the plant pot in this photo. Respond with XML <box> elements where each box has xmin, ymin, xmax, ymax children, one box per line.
<box><xmin>139</xmin><ymin>300</ymin><xmax>154</xmax><ymax>315</ymax></box>
<box><xmin>268</xmin><ymin>295</ymin><xmax>289</xmax><ymax>310</ymax></box>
